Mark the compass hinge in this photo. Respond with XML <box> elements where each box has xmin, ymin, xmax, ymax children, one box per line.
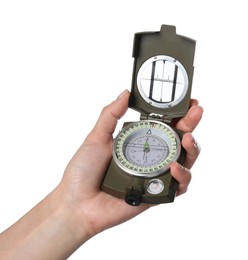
<box><xmin>140</xmin><ymin>113</ymin><xmax>173</xmax><ymax>124</ymax></box>
<box><xmin>140</xmin><ymin>111</ymin><xmax>188</xmax><ymax>124</ymax></box>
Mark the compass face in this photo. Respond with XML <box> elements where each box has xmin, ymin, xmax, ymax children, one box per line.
<box><xmin>113</xmin><ymin>120</ymin><xmax>181</xmax><ymax>177</ymax></box>
<box><xmin>137</xmin><ymin>55</ymin><xmax>189</xmax><ymax>108</ymax></box>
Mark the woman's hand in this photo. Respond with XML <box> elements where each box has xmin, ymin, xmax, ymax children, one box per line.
<box><xmin>62</xmin><ymin>90</ymin><xmax>203</xmax><ymax>236</ymax></box>
<box><xmin>0</xmin><ymin>90</ymin><xmax>203</xmax><ymax>260</ymax></box>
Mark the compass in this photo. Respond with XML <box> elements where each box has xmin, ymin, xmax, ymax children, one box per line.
<box><xmin>101</xmin><ymin>25</ymin><xmax>196</xmax><ymax>206</ymax></box>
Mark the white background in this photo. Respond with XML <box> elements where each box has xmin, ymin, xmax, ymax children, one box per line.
<box><xmin>0</xmin><ymin>1</ymin><xmax>247</xmax><ymax>259</ymax></box>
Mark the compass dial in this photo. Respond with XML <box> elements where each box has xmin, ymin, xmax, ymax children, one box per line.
<box><xmin>125</xmin><ymin>135</ymin><xmax>169</xmax><ymax>167</ymax></box>
<box><xmin>113</xmin><ymin>120</ymin><xmax>181</xmax><ymax>177</ymax></box>
<box><xmin>137</xmin><ymin>55</ymin><xmax>189</xmax><ymax>108</ymax></box>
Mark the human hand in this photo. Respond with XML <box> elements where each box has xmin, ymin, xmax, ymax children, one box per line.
<box><xmin>0</xmin><ymin>89</ymin><xmax>203</xmax><ymax>259</ymax></box>
<box><xmin>61</xmin><ymin>90</ymin><xmax>203</xmax><ymax>237</ymax></box>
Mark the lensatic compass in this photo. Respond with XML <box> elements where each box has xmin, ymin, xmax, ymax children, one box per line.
<box><xmin>101</xmin><ymin>25</ymin><xmax>196</xmax><ymax>206</ymax></box>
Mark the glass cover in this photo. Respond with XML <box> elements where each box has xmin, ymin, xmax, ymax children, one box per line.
<box><xmin>137</xmin><ymin>55</ymin><xmax>188</xmax><ymax>108</ymax></box>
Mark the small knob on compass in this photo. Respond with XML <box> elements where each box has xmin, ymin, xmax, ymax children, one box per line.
<box><xmin>125</xmin><ymin>188</ymin><xmax>142</xmax><ymax>206</ymax></box>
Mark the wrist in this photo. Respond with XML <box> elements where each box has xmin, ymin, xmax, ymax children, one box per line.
<box><xmin>50</xmin><ymin>182</ymin><xmax>93</xmax><ymax>245</ymax></box>
<box><xmin>0</xmin><ymin>182</ymin><xmax>93</xmax><ymax>259</ymax></box>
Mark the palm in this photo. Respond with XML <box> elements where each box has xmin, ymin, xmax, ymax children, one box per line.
<box><xmin>63</xmin><ymin>134</ymin><xmax>149</xmax><ymax>234</ymax></box>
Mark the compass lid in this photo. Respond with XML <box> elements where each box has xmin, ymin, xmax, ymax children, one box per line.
<box><xmin>129</xmin><ymin>25</ymin><xmax>196</xmax><ymax>123</ymax></box>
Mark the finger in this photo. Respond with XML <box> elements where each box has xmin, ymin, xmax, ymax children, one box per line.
<box><xmin>87</xmin><ymin>90</ymin><xmax>130</xmax><ymax>143</ymax></box>
<box><xmin>171</xmin><ymin>162</ymin><xmax>191</xmax><ymax>196</ymax></box>
<box><xmin>182</xmin><ymin>132</ymin><xmax>201</xmax><ymax>169</ymax></box>
<box><xmin>189</xmin><ymin>98</ymin><xmax>199</xmax><ymax>107</ymax></box>
<box><xmin>175</xmin><ymin>104</ymin><xmax>203</xmax><ymax>133</ymax></box>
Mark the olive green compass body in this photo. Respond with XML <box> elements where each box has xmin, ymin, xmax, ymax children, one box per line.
<box><xmin>101</xmin><ymin>25</ymin><xmax>196</xmax><ymax>206</ymax></box>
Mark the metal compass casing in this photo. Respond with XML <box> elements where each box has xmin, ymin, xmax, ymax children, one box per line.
<box><xmin>101</xmin><ymin>25</ymin><xmax>196</xmax><ymax>206</ymax></box>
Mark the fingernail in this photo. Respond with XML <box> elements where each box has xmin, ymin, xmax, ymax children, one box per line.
<box><xmin>177</xmin><ymin>162</ymin><xmax>185</xmax><ymax>171</ymax></box>
<box><xmin>116</xmin><ymin>89</ymin><xmax>129</xmax><ymax>100</ymax></box>
<box><xmin>190</xmin><ymin>135</ymin><xmax>199</xmax><ymax>150</ymax></box>
<box><xmin>188</xmin><ymin>133</ymin><xmax>198</xmax><ymax>149</ymax></box>
<box><xmin>194</xmin><ymin>139</ymin><xmax>201</xmax><ymax>152</ymax></box>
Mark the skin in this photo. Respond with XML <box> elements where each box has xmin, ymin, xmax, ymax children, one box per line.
<box><xmin>0</xmin><ymin>90</ymin><xmax>203</xmax><ymax>259</ymax></box>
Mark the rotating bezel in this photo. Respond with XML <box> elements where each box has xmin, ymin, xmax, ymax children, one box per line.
<box><xmin>113</xmin><ymin>120</ymin><xmax>181</xmax><ymax>177</ymax></box>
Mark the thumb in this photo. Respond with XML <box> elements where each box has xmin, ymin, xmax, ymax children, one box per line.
<box><xmin>88</xmin><ymin>90</ymin><xmax>130</xmax><ymax>143</ymax></box>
